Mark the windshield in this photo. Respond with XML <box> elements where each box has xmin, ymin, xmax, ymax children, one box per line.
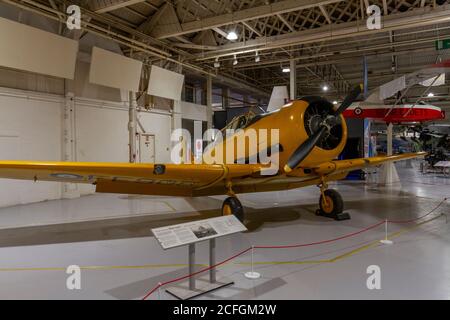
<box><xmin>221</xmin><ymin>112</ymin><xmax>257</xmax><ymax>133</ymax></box>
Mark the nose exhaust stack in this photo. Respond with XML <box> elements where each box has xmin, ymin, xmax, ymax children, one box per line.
<box><xmin>284</xmin><ymin>84</ymin><xmax>363</xmax><ymax>173</ymax></box>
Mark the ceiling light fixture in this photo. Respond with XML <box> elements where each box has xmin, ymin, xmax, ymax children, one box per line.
<box><xmin>322</xmin><ymin>85</ymin><xmax>329</xmax><ymax>92</ymax></box>
<box><xmin>214</xmin><ymin>57</ymin><xmax>220</xmax><ymax>68</ymax></box>
<box><xmin>427</xmin><ymin>92</ymin><xmax>435</xmax><ymax>97</ymax></box>
<box><xmin>226</xmin><ymin>31</ymin><xmax>238</xmax><ymax>40</ymax></box>
<box><xmin>233</xmin><ymin>55</ymin><xmax>238</xmax><ymax>66</ymax></box>
<box><xmin>255</xmin><ymin>51</ymin><xmax>260</xmax><ymax>63</ymax></box>
<box><xmin>282</xmin><ymin>67</ymin><xmax>290</xmax><ymax>73</ymax></box>
<box><xmin>333</xmin><ymin>100</ymin><xmax>338</xmax><ymax>105</ymax></box>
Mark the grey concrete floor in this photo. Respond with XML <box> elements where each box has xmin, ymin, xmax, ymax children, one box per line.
<box><xmin>0</xmin><ymin>160</ymin><xmax>449</xmax><ymax>300</ymax></box>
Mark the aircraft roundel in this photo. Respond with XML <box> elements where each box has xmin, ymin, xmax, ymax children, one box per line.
<box><xmin>50</xmin><ymin>173</ymin><xmax>84</xmax><ymax>180</ymax></box>
<box><xmin>354</xmin><ymin>107</ymin><xmax>363</xmax><ymax>115</ymax></box>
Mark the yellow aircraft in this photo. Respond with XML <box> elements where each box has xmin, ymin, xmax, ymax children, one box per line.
<box><xmin>0</xmin><ymin>85</ymin><xmax>425</xmax><ymax>222</ymax></box>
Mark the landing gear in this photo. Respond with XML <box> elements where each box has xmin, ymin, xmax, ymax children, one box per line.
<box><xmin>222</xmin><ymin>180</ymin><xmax>245</xmax><ymax>223</ymax></box>
<box><xmin>316</xmin><ymin>182</ymin><xmax>350</xmax><ymax>221</ymax></box>
<box><xmin>222</xmin><ymin>197</ymin><xmax>244</xmax><ymax>223</ymax></box>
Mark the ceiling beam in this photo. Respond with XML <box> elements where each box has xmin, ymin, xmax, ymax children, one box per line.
<box><xmin>196</xmin><ymin>4</ymin><xmax>450</xmax><ymax>60</ymax></box>
<box><xmin>151</xmin><ymin>0</ymin><xmax>344</xmax><ymax>39</ymax></box>
<box><xmin>212</xmin><ymin>27</ymin><xmax>229</xmax><ymax>38</ymax></box>
<box><xmin>91</xmin><ymin>0</ymin><xmax>146</xmax><ymax>14</ymax></box>
<box><xmin>319</xmin><ymin>5</ymin><xmax>331</xmax><ymax>24</ymax></box>
<box><xmin>242</xmin><ymin>21</ymin><xmax>263</xmax><ymax>37</ymax></box>
<box><xmin>276</xmin><ymin>14</ymin><xmax>295</xmax><ymax>32</ymax></box>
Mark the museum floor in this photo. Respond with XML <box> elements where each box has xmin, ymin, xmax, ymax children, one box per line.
<box><xmin>0</xmin><ymin>161</ymin><xmax>449</xmax><ymax>299</ymax></box>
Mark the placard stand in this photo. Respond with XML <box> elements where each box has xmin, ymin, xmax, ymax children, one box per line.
<box><xmin>166</xmin><ymin>239</ymin><xmax>234</xmax><ymax>300</ymax></box>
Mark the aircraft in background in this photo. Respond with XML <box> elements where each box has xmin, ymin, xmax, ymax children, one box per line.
<box><xmin>343</xmin><ymin>60</ymin><xmax>449</xmax><ymax>123</ymax></box>
<box><xmin>0</xmin><ymin>85</ymin><xmax>425</xmax><ymax>222</ymax></box>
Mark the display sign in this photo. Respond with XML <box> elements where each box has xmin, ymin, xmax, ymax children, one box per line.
<box><xmin>436</xmin><ymin>39</ymin><xmax>450</xmax><ymax>50</ymax></box>
<box><xmin>151</xmin><ymin>215</ymin><xmax>247</xmax><ymax>250</ymax></box>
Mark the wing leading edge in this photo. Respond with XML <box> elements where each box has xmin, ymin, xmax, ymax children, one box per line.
<box><xmin>0</xmin><ymin>161</ymin><xmax>266</xmax><ymax>196</ymax></box>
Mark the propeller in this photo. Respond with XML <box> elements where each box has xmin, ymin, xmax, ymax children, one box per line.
<box><xmin>284</xmin><ymin>84</ymin><xmax>363</xmax><ymax>173</ymax></box>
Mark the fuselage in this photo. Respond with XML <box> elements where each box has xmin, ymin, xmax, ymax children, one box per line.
<box><xmin>203</xmin><ymin>99</ymin><xmax>348</xmax><ymax>173</ymax></box>
<box><xmin>344</xmin><ymin>102</ymin><xmax>445</xmax><ymax>123</ymax></box>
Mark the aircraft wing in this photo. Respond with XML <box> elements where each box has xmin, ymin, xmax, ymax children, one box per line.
<box><xmin>0</xmin><ymin>161</ymin><xmax>266</xmax><ymax>197</ymax></box>
<box><xmin>365</xmin><ymin>59</ymin><xmax>450</xmax><ymax>103</ymax></box>
<box><xmin>311</xmin><ymin>152</ymin><xmax>427</xmax><ymax>176</ymax></box>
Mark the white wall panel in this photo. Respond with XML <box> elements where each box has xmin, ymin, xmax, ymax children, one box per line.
<box><xmin>148</xmin><ymin>65</ymin><xmax>184</xmax><ymax>101</ymax></box>
<box><xmin>180</xmin><ymin>101</ymin><xmax>207</xmax><ymax>121</ymax></box>
<box><xmin>0</xmin><ymin>89</ymin><xmax>63</xmax><ymax>207</ymax></box>
<box><xmin>89</xmin><ymin>47</ymin><xmax>143</xmax><ymax>92</ymax></box>
<box><xmin>138</xmin><ymin>112</ymin><xmax>172</xmax><ymax>163</ymax></box>
<box><xmin>0</xmin><ymin>17</ymin><xmax>78</xmax><ymax>79</ymax></box>
<box><xmin>0</xmin><ymin>87</ymin><xmax>174</xmax><ymax>205</ymax></box>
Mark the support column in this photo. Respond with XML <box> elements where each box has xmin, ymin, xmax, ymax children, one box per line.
<box><xmin>222</xmin><ymin>87</ymin><xmax>230</xmax><ymax>110</ymax></box>
<box><xmin>206</xmin><ymin>75</ymin><xmax>213</xmax><ymax>129</ymax></box>
<box><xmin>209</xmin><ymin>239</ymin><xmax>216</xmax><ymax>283</ymax></box>
<box><xmin>363</xmin><ymin>56</ymin><xmax>369</xmax><ymax>98</ymax></box>
<box><xmin>62</xmin><ymin>92</ymin><xmax>80</xmax><ymax>199</ymax></box>
<box><xmin>379</xmin><ymin>123</ymin><xmax>400</xmax><ymax>185</ymax></box>
<box><xmin>128</xmin><ymin>91</ymin><xmax>138</xmax><ymax>163</ymax></box>
<box><xmin>188</xmin><ymin>244</ymin><xmax>196</xmax><ymax>290</ymax></box>
<box><xmin>289</xmin><ymin>59</ymin><xmax>296</xmax><ymax>100</ymax></box>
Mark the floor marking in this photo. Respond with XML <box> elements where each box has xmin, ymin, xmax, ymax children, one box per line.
<box><xmin>0</xmin><ymin>214</ymin><xmax>444</xmax><ymax>272</ymax></box>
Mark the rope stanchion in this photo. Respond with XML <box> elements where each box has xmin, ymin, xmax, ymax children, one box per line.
<box><xmin>380</xmin><ymin>219</ymin><xmax>394</xmax><ymax>245</ymax></box>
<box><xmin>141</xmin><ymin>197</ymin><xmax>448</xmax><ymax>300</ymax></box>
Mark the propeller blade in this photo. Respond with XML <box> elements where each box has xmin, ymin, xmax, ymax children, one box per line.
<box><xmin>333</xmin><ymin>84</ymin><xmax>364</xmax><ymax>116</ymax></box>
<box><xmin>284</xmin><ymin>84</ymin><xmax>364</xmax><ymax>173</ymax></box>
<box><xmin>284</xmin><ymin>126</ymin><xmax>327</xmax><ymax>173</ymax></box>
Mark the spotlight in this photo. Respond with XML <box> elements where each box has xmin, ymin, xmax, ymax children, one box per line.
<box><xmin>255</xmin><ymin>51</ymin><xmax>260</xmax><ymax>63</ymax></box>
<box><xmin>233</xmin><ymin>55</ymin><xmax>238</xmax><ymax>66</ymax></box>
<box><xmin>427</xmin><ymin>92</ymin><xmax>434</xmax><ymax>97</ymax></box>
<box><xmin>214</xmin><ymin>57</ymin><xmax>220</xmax><ymax>68</ymax></box>
<box><xmin>322</xmin><ymin>85</ymin><xmax>329</xmax><ymax>92</ymax></box>
<box><xmin>282</xmin><ymin>67</ymin><xmax>290</xmax><ymax>73</ymax></box>
<box><xmin>226</xmin><ymin>31</ymin><xmax>238</xmax><ymax>40</ymax></box>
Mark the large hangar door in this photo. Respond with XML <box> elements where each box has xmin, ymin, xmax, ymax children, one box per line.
<box><xmin>139</xmin><ymin>134</ymin><xmax>155</xmax><ymax>163</ymax></box>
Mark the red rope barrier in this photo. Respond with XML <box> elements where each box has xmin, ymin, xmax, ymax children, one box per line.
<box><xmin>387</xmin><ymin>197</ymin><xmax>448</xmax><ymax>224</ymax></box>
<box><xmin>254</xmin><ymin>220</ymin><xmax>385</xmax><ymax>249</ymax></box>
<box><xmin>141</xmin><ymin>197</ymin><xmax>448</xmax><ymax>300</ymax></box>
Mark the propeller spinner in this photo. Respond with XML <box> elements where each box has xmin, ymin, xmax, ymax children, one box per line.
<box><xmin>284</xmin><ymin>84</ymin><xmax>363</xmax><ymax>173</ymax></box>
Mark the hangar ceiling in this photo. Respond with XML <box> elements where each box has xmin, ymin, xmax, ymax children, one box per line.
<box><xmin>3</xmin><ymin>0</ymin><xmax>450</xmax><ymax>118</ymax></box>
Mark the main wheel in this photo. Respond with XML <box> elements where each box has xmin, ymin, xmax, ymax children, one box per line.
<box><xmin>222</xmin><ymin>197</ymin><xmax>244</xmax><ymax>223</ymax></box>
<box><xmin>319</xmin><ymin>189</ymin><xmax>344</xmax><ymax>216</ymax></box>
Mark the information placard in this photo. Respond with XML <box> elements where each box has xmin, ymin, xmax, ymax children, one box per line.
<box><xmin>151</xmin><ymin>215</ymin><xmax>247</xmax><ymax>250</ymax></box>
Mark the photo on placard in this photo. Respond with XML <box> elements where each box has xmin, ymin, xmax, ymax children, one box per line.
<box><xmin>190</xmin><ymin>223</ymin><xmax>218</xmax><ymax>239</ymax></box>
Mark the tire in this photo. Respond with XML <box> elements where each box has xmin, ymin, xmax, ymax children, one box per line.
<box><xmin>319</xmin><ymin>189</ymin><xmax>344</xmax><ymax>216</ymax></box>
<box><xmin>222</xmin><ymin>197</ymin><xmax>244</xmax><ymax>223</ymax></box>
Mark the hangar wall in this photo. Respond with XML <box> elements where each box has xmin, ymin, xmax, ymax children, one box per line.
<box><xmin>0</xmin><ymin>85</ymin><xmax>176</xmax><ymax>206</ymax></box>
<box><xmin>0</xmin><ymin>8</ymin><xmax>207</xmax><ymax>207</ymax></box>
<box><xmin>0</xmin><ymin>88</ymin><xmax>63</xmax><ymax>207</ymax></box>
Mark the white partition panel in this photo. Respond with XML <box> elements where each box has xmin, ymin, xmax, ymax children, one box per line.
<box><xmin>89</xmin><ymin>47</ymin><xmax>143</xmax><ymax>92</ymax></box>
<box><xmin>0</xmin><ymin>17</ymin><xmax>78</xmax><ymax>79</ymax></box>
<box><xmin>148</xmin><ymin>65</ymin><xmax>184</xmax><ymax>101</ymax></box>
